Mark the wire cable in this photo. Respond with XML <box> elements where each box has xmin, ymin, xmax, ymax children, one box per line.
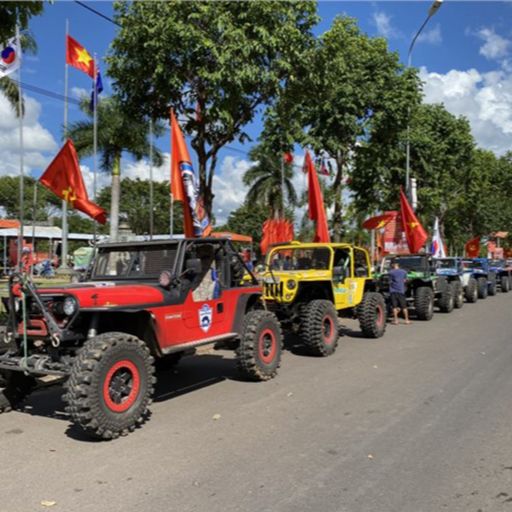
<box><xmin>73</xmin><ymin>1</ymin><xmax>121</xmax><ymax>27</ymax></box>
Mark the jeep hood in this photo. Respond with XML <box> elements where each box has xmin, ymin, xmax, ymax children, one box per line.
<box><xmin>36</xmin><ymin>282</ymin><xmax>165</xmax><ymax>309</ymax></box>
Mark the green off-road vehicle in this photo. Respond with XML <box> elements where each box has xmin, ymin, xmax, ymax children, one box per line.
<box><xmin>377</xmin><ymin>254</ymin><xmax>454</xmax><ymax>320</ymax></box>
<box><xmin>261</xmin><ymin>242</ymin><xmax>387</xmax><ymax>357</ymax></box>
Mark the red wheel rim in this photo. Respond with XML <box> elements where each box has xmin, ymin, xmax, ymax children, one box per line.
<box><xmin>322</xmin><ymin>315</ymin><xmax>336</xmax><ymax>345</ymax></box>
<box><xmin>103</xmin><ymin>360</ymin><xmax>141</xmax><ymax>413</ymax></box>
<box><xmin>376</xmin><ymin>304</ymin><xmax>384</xmax><ymax>327</ymax></box>
<box><xmin>258</xmin><ymin>328</ymin><xmax>277</xmax><ymax>364</ymax></box>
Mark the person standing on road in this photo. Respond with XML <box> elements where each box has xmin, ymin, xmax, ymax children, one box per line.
<box><xmin>389</xmin><ymin>261</ymin><xmax>410</xmax><ymax>325</ymax></box>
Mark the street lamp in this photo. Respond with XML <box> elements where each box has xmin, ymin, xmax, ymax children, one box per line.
<box><xmin>405</xmin><ymin>0</ymin><xmax>443</xmax><ymax>201</ymax></box>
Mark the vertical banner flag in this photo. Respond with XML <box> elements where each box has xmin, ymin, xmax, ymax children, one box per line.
<box><xmin>66</xmin><ymin>35</ymin><xmax>94</xmax><ymax>77</ymax></box>
<box><xmin>39</xmin><ymin>140</ymin><xmax>106</xmax><ymax>224</ymax></box>
<box><xmin>399</xmin><ymin>187</ymin><xmax>428</xmax><ymax>253</ymax></box>
<box><xmin>89</xmin><ymin>69</ymin><xmax>103</xmax><ymax>112</ymax></box>
<box><xmin>304</xmin><ymin>151</ymin><xmax>330</xmax><ymax>243</ymax></box>
<box><xmin>0</xmin><ymin>35</ymin><xmax>21</xmax><ymax>78</ymax></box>
<box><xmin>260</xmin><ymin>218</ymin><xmax>294</xmax><ymax>255</ymax></box>
<box><xmin>465</xmin><ymin>237</ymin><xmax>480</xmax><ymax>258</ymax></box>
<box><xmin>431</xmin><ymin>217</ymin><xmax>446</xmax><ymax>257</ymax></box>
<box><xmin>170</xmin><ymin>110</ymin><xmax>211</xmax><ymax>238</ymax></box>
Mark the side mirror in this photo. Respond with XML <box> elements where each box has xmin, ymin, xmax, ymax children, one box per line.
<box><xmin>185</xmin><ymin>258</ymin><xmax>202</xmax><ymax>275</ymax></box>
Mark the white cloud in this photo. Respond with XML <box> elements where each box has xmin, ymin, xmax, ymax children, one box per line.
<box><xmin>71</xmin><ymin>86</ymin><xmax>88</xmax><ymax>99</ymax></box>
<box><xmin>417</xmin><ymin>24</ymin><xmax>442</xmax><ymax>45</ymax></box>
<box><xmin>477</xmin><ymin>27</ymin><xmax>510</xmax><ymax>60</ymax></box>
<box><xmin>372</xmin><ymin>11</ymin><xmax>400</xmax><ymax>39</ymax></box>
<box><xmin>420</xmin><ymin>66</ymin><xmax>512</xmax><ymax>155</ymax></box>
<box><xmin>0</xmin><ymin>92</ymin><xmax>58</xmax><ymax>178</ymax></box>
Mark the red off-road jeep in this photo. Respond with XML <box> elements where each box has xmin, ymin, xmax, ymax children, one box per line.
<box><xmin>0</xmin><ymin>238</ymin><xmax>282</xmax><ymax>439</ymax></box>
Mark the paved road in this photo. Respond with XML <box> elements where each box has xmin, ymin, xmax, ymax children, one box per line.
<box><xmin>2</xmin><ymin>293</ymin><xmax>512</xmax><ymax>512</ymax></box>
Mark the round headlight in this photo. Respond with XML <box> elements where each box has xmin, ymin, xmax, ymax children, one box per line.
<box><xmin>286</xmin><ymin>279</ymin><xmax>297</xmax><ymax>290</ymax></box>
<box><xmin>63</xmin><ymin>296</ymin><xmax>78</xmax><ymax>316</ymax></box>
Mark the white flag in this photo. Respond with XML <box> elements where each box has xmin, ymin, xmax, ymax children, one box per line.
<box><xmin>431</xmin><ymin>217</ymin><xmax>446</xmax><ymax>258</ymax></box>
<box><xmin>0</xmin><ymin>36</ymin><xmax>22</xmax><ymax>78</ymax></box>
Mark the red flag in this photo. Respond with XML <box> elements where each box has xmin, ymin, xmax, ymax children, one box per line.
<box><xmin>283</xmin><ymin>152</ymin><xmax>293</xmax><ymax>164</ymax></box>
<box><xmin>39</xmin><ymin>140</ymin><xmax>106</xmax><ymax>224</ymax></box>
<box><xmin>362</xmin><ymin>213</ymin><xmax>396</xmax><ymax>230</ymax></box>
<box><xmin>305</xmin><ymin>151</ymin><xmax>330</xmax><ymax>243</ymax></box>
<box><xmin>66</xmin><ymin>35</ymin><xmax>95</xmax><ymax>78</ymax></box>
<box><xmin>170</xmin><ymin>110</ymin><xmax>211</xmax><ymax>238</ymax></box>
<box><xmin>399</xmin><ymin>188</ymin><xmax>428</xmax><ymax>253</ymax></box>
<box><xmin>465</xmin><ymin>237</ymin><xmax>480</xmax><ymax>257</ymax></box>
<box><xmin>260</xmin><ymin>218</ymin><xmax>294</xmax><ymax>255</ymax></box>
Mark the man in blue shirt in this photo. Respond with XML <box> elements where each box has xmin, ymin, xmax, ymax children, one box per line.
<box><xmin>389</xmin><ymin>261</ymin><xmax>410</xmax><ymax>325</ymax></box>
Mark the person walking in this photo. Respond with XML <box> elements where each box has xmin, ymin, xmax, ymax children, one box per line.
<box><xmin>389</xmin><ymin>261</ymin><xmax>410</xmax><ymax>325</ymax></box>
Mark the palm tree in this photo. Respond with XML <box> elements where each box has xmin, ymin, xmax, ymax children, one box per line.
<box><xmin>243</xmin><ymin>150</ymin><xmax>298</xmax><ymax>219</ymax></box>
<box><xmin>67</xmin><ymin>97</ymin><xmax>164</xmax><ymax>240</ymax></box>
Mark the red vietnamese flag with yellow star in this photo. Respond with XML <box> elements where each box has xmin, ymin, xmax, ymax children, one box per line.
<box><xmin>39</xmin><ymin>140</ymin><xmax>106</xmax><ymax>224</ymax></box>
<box><xmin>399</xmin><ymin>187</ymin><xmax>428</xmax><ymax>253</ymax></box>
<box><xmin>66</xmin><ymin>35</ymin><xmax>94</xmax><ymax>78</ymax></box>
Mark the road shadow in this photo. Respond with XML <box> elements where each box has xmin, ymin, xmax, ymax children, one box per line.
<box><xmin>10</xmin><ymin>351</ymin><xmax>253</xmax><ymax>441</ymax></box>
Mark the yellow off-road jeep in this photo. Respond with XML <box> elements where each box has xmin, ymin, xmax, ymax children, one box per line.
<box><xmin>261</xmin><ymin>242</ymin><xmax>386</xmax><ymax>356</ymax></box>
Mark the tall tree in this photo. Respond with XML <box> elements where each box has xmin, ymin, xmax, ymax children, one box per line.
<box><xmin>107</xmin><ymin>0</ymin><xmax>318</xmax><ymax>217</ymax></box>
<box><xmin>67</xmin><ymin>97</ymin><xmax>164</xmax><ymax>241</ymax></box>
<box><xmin>243</xmin><ymin>146</ymin><xmax>298</xmax><ymax>219</ymax></box>
<box><xmin>97</xmin><ymin>178</ymin><xmax>184</xmax><ymax>236</ymax></box>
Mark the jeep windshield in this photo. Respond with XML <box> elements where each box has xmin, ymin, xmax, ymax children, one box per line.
<box><xmin>462</xmin><ymin>260</ymin><xmax>483</xmax><ymax>270</ymax></box>
<box><xmin>393</xmin><ymin>256</ymin><xmax>427</xmax><ymax>271</ymax></box>
<box><xmin>268</xmin><ymin>247</ymin><xmax>331</xmax><ymax>271</ymax></box>
<box><xmin>436</xmin><ymin>259</ymin><xmax>457</xmax><ymax>269</ymax></box>
<box><xmin>490</xmin><ymin>260</ymin><xmax>504</xmax><ymax>268</ymax></box>
<box><xmin>92</xmin><ymin>244</ymin><xmax>179</xmax><ymax>279</ymax></box>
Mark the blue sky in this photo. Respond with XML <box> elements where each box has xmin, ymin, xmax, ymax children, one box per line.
<box><xmin>1</xmin><ymin>1</ymin><xmax>511</xmax><ymax>223</ymax></box>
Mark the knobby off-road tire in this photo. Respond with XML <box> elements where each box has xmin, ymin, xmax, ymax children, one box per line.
<box><xmin>236</xmin><ymin>310</ymin><xmax>282</xmax><ymax>381</ymax></box>
<box><xmin>438</xmin><ymin>280</ymin><xmax>454</xmax><ymax>313</ymax></box>
<box><xmin>477</xmin><ymin>277</ymin><xmax>488</xmax><ymax>299</ymax></box>
<box><xmin>465</xmin><ymin>277</ymin><xmax>478</xmax><ymax>303</ymax></box>
<box><xmin>357</xmin><ymin>292</ymin><xmax>386</xmax><ymax>339</ymax></box>
<box><xmin>63</xmin><ymin>332</ymin><xmax>155</xmax><ymax>440</ymax></box>
<box><xmin>299</xmin><ymin>299</ymin><xmax>339</xmax><ymax>357</ymax></box>
<box><xmin>501</xmin><ymin>275</ymin><xmax>510</xmax><ymax>293</ymax></box>
<box><xmin>0</xmin><ymin>371</ymin><xmax>37</xmax><ymax>413</ymax></box>
<box><xmin>488</xmin><ymin>274</ymin><xmax>497</xmax><ymax>296</ymax></box>
<box><xmin>414</xmin><ymin>286</ymin><xmax>434</xmax><ymax>321</ymax></box>
<box><xmin>453</xmin><ymin>280</ymin><xmax>464</xmax><ymax>309</ymax></box>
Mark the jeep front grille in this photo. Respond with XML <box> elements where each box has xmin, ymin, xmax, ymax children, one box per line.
<box><xmin>265</xmin><ymin>282</ymin><xmax>283</xmax><ymax>298</ymax></box>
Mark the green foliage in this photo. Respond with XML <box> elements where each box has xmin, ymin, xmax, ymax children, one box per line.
<box><xmin>243</xmin><ymin>146</ymin><xmax>298</xmax><ymax>219</ymax></box>
<box><xmin>107</xmin><ymin>0</ymin><xmax>318</xmax><ymax>215</ymax></box>
<box><xmin>218</xmin><ymin>201</ymin><xmax>293</xmax><ymax>255</ymax></box>
<box><xmin>97</xmin><ymin>178</ymin><xmax>184</xmax><ymax>236</ymax></box>
<box><xmin>0</xmin><ymin>176</ymin><xmax>61</xmax><ymax>220</ymax></box>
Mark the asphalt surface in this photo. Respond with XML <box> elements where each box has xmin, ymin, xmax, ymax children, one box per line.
<box><xmin>2</xmin><ymin>293</ymin><xmax>512</xmax><ymax>512</ymax></box>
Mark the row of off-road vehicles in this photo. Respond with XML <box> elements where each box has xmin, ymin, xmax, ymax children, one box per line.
<box><xmin>1</xmin><ymin>237</ymin><xmax>509</xmax><ymax>440</ymax></box>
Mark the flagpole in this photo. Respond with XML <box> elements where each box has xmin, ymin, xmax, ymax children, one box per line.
<box><xmin>93</xmin><ymin>54</ymin><xmax>98</xmax><ymax>243</ymax></box>
<box><xmin>149</xmin><ymin>118</ymin><xmax>154</xmax><ymax>240</ymax></box>
<box><xmin>170</xmin><ymin>193</ymin><xmax>174</xmax><ymax>238</ymax></box>
<box><xmin>61</xmin><ymin>18</ymin><xmax>69</xmax><ymax>269</ymax></box>
<box><xmin>31</xmin><ymin>180</ymin><xmax>37</xmax><ymax>276</ymax></box>
<box><xmin>16</xmin><ymin>24</ymin><xmax>25</xmax><ymax>272</ymax></box>
<box><xmin>281</xmin><ymin>156</ymin><xmax>285</xmax><ymax>218</ymax></box>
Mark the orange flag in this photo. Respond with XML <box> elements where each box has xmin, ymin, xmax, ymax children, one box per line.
<box><xmin>304</xmin><ymin>151</ymin><xmax>330</xmax><ymax>243</ymax></box>
<box><xmin>399</xmin><ymin>187</ymin><xmax>427</xmax><ymax>253</ymax></box>
<box><xmin>260</xmin><ymin>218</ymin><xmax>294</xmax><ymax>255</ymax></box>
<box><xmin>170</xmin><ymin>110</ymin><xmax>211</xmax><ymax>238</ymax></box>
<box><xmin>39</xmin><ymin>140</ymin><xmax>106</xmax><ymax>224</ymax></box>
<box><xmin>465</xmin><ymin>237</ymin><xmax>480</xmax><ymax>257</ymax></box>
<box><xmin>66</xmin><ymin>35</ymin><xmax>95</xmax><ymax>78</ymax></box>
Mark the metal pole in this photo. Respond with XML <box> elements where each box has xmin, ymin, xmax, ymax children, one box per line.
<box><xmin>370</xmin><ymin>228</ymin><xmax>375</xmax><ymax>268</ymax></box>
<box><xmin>31</xmin><ymin>180</ymin><xmax>37</xmax><ymax>276</ymax></box>
<box><xmin>170</xmin><ymin>194</ymin><xmax>174</xmax><ymax>238</ymax></box>
<box><xmin>280</xmin><ymin>156</ymin><xmax>285</xmax><ymax>218</ymax></box>
<box><xmin>61</xmin><ymin>19</ymin><xmax>69</xmax><ymax>268</ymax></box>
<box><xmin>16</xmin><ymin>25</ymin><xmax>25</xmax><ymax>272</ymax></box>
<box><xmin>93</xmin><ymin>54</ymin><xmax>98</xmax><ymax>244</ymax></box>
<box><xmin>149</xmin><ymin>118</ymin><xmax>154</xmax><ymax>239</ymax></box>
<box><xmin>405</xmin><ymin>0</ymin><xmax>442</xmax><ymax>202</ymax></box>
